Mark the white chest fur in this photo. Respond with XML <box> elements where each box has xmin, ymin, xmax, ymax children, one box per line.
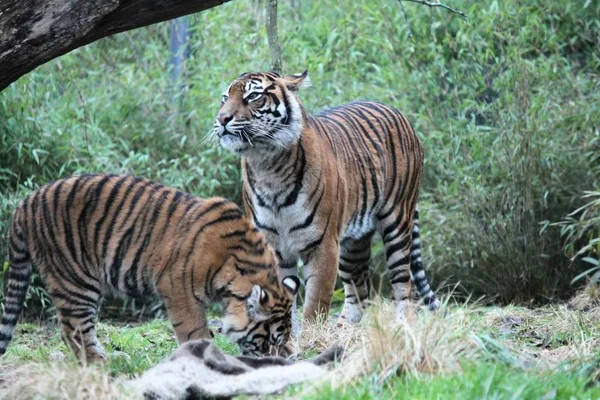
<box><xmin>252</xmin><ymin>191</ymin><xmax>377</xmax><ymax>264</ymax></box>
<box><xmin>251</xmin><ymin>192</ymin><xmax>321</xmax><ymax>263</ymax></box>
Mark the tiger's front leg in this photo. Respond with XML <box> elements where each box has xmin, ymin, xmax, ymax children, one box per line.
<box><xmin>278</xmin><ymin>259</ymin><xmax>300</xmax><ymax>335</ymax></box>
<box><xmin>160</xmin><ymin>285</ymin><xmax>211</xmax><ymax>344</ymax></box>
<box><xmin>301</xmin><ymin>238</ymin><xmax>340</xmax><ymax>324</ymax></box>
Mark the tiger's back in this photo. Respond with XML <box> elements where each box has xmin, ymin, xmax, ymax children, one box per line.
<box><xmin>14</xmin><ymin>174</ymin><xmax>232</xmax><ymax>299</ymax></box>
<box><xmin>0</xmin><ymin>174</ymin><xmax>299</xmax><ymax>361</ymax></box>
<box><xmin>312</xmin><ymin>101</ymin><xmax>424</xmax><ymax>239</ymax></box>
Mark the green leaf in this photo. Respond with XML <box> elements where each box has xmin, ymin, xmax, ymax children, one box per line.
<box><xmin>570</xmin><ymin>265</ymin><xmax>600</xmax><ymax>285</ymax></box>
<box><xmin>582</xmin><ymin>257</ymin><xmax>599</xmax><ymax>266</ymax></box>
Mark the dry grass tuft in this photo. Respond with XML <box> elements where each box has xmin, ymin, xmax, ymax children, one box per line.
<box><xmin>297</xmin><ymin>298</ymin><xmax>481</xmax><ymax>393</ymax></box>
<box><xmin>568</xmin><ymin>282</ymin><xmax>600</xmax><ymax>311</ymax></box>
<box><xmin>0</xmin><ymin>361</ymin><xmax>132</xmax><ymax>400</ymax></box>
<box><xmin>535</xmin><ymin>305</ymin><xmax>600</xmax><ymax>368</ymax></box>
<box><xmin>295</xmin><ymin>313</ymin><xmax>365</xmax><ymax>354</ymax></box>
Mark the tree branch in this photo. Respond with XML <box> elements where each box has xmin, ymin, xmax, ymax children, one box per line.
<box><xmin>265</xmin><ymin>0</ymin><xmax>282</xmax><ymax>74</ymax></box>
<box><xmin>402</xmin><ymin>0</ymin><xmax>466</xmax><ymax>18</ymax></box>
<box><xmin>398</xmin><ymin>0</ymin><xmax>413</xmax><ymax>38</ymax></box>
<box><xmin>0</xmin><ymin>0</ymin><xmax>230</xmax><ymax>92</ymax></box>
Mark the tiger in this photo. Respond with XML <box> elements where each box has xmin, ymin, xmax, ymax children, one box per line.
<box><xmin>0</xmin><ymin>174</ymin><xmax>300</xmax><ymax>361</ymax></box>
<box><xmin>213</xmin><ymin>71</ymin><xmax>440</xmax><ymax>327</ymax></box>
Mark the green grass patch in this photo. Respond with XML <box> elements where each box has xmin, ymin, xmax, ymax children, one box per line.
<box><xmin>2</xmin><ymin>319</ymin><xmax>239</xmax><ymax>376</ymax></box>
<box><xmin>315</xmin><ymin>361</ymin><xmax>600</xmax><ymax>400</ymax></box>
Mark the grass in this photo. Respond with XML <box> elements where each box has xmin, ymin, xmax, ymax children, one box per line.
<box><xmin>0</xmin><ymin>319</ymin><xmax>238</xmax><ymax>376</ymax></box>
<box><xmin>2</xmin><ymin>291</ymin><xmax>600</xmax><ymax>399</ymax></box>
<box><xmin>314</xmin><ymin>363</ymin><xmax>600</xmax><ymax>400</ymax></box>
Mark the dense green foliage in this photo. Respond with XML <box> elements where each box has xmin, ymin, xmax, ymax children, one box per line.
<box><xmin>0</xmin><ymin>0</ymin><xmax>598</xmax><ymax>316</ymax></box>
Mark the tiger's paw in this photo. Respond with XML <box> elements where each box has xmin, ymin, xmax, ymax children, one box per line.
<box><xmin>426</xmin><ymin>297</ymin><xmax>441</xmax><ymax>312</ymax></box>
<box><xmin>267</xmin><ymin>341</ymin><xmax>298</xmax><ymax>359</ymax></box>
<box><xmin>336</xmin><ymin>304</ymin><xmax>363</xmax><ymax>326</ymax></box>
<box><xmin>395</xmin><ymin>300</ymin><xmax>416</xmax><ymax>323</ymax></box>
<box><xmin>282</xmin><ymin>341</ymin><xmax>299</xmax><ymax>359</ymax></box>
<box><xmin>83</xmin><ymin>349</ymin><xmax>108</xmax><ymax>364</ymax></box>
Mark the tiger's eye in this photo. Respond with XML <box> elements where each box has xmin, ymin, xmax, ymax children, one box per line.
<box><xmin>247</xmin><ymin>92</ymin><xmax>262</xmax><ymax>101</ymax></box>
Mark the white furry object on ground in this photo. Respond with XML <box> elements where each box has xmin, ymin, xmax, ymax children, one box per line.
<box><xmin>128</xmin><ymin>339</ymin><xmax>343</xmax><ymax>399</ymax></box>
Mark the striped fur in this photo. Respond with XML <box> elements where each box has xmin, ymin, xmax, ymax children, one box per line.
<box><xmin>0</xmin><ymin>174</ymin><xmax>299</xmax><ymax>361</ymax></box>
<box><xmin>215</xmin><ymin>71</ymin><xmax>440</xmax><ymax>324</ymax></box>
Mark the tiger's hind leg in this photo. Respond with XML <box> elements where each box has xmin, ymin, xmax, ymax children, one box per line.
<box><xmin>337</xmin><ymin>234</ymin><xmax>373</xmax><ymax>325</ymax></box>
<box><xmin>52</xmin><ymin>287</ymin><xmax>106</xmax><ymax>363</ymax></box>
<box><xmin>377</xmin><ymin>211</ymin><xmax>414</xmax><ymax>321</ymax></box>
<box><xmin>410</xmin><ymin>210</ymin><xmax>440</xmax><ymax>311</ymax></box>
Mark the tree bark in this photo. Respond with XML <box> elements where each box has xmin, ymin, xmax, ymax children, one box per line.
<box><xmin>0</xmin><ymin>0</ymin><xmax>230</xmax><ymax>92</ymax></box>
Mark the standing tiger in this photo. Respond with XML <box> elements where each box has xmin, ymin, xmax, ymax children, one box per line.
<box><xmin>0</xmin><ymin>174</ymin><xmax>299</xmax><ymax>361</ymax></box>
<box><xmin>214</xmin><ymin>71</ymin><xmax>440</xmax><ymax>326</ymax></box>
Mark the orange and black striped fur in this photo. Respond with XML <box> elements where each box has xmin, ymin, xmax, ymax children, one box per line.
<box><xmin>214</xmin><ymin>71</ymin><xmax>440</xmax><ymax>326</ymax></box>
<box><xmin>0</xmin><ymin>174</ymin><xmax>299</xmax><ymax>361</ymax></box>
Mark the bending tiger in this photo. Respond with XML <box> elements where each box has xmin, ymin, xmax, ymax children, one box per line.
<box><xmin>0</xmin><ymin>174</ymin><xmax>299</xmax><ymax>361</ymax></box>
<box><xmin>214</xmin><ymin>71</ymin><xmax>440</xmax><ymax>325</ymax></box>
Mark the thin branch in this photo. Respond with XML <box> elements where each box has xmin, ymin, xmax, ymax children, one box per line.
<box><xmin>265</xmin><ymin>0</ymin><xmax>283</xmax><ymax>74</ymax></box>
<box><xmin>402</xmin><ymin>0</ymin><xmax>467</xmax><ymax>18</ymax></box>
<box><xmin>76</xmin><ymin>90</ymin><xmax>93</xmax><ymax>165</ymax></box>
<box><xmin>397</xmin><ymin>0</ymin><xmax>413</xmax><ymax>38</ymax></box>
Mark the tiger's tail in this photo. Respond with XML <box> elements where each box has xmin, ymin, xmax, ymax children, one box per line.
<box><xmin>0</xmin><ymin>208</ymin><xmax>32</xmax><ymax>357</ymax></box>
<box><xmin>410</xmin><ymin>210</ymin><xmax>441</xmax><ymax>311</ymax></box>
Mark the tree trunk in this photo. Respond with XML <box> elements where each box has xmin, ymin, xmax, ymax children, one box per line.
<box><xmin>0</xmin><ymin>0</ymin><xmax>230</xmax><ymax>92</ymax></box>
<box><xmin>265</xmin><ymin>0</ymin><xmax>282</xmax><ymax>74</ymax></box>
<box><xmin>168</xmin><ymin>16</ymin><xmax>190</xmax><ymax>94</ymax></box>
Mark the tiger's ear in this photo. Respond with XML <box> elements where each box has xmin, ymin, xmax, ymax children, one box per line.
<box><xmin>282</xmin><ymin>276</ymin><xmax>300</xmax><ymax>296</ymax></box>
<box><xmin>248</xmin><ymin>285</ymin><xmax>269</xmax><ymax>319</ymax></box>
<box><xmin>283</xmin><ymin>70</ymin><xmax>311</xmax><ymax>92</ymax></box>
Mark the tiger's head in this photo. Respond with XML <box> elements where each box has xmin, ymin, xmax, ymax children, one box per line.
<box><xmin>214</xmin><ymin>71</ymin><xmax>310</xmax><ymax>157</ymax></box>
<box><xmin>222</xmin><ymin>270</ymin><xmax>300</xmax><ymax>356</ymax></box>
<box><xmin>234</xmin><ymin>275</ymin><xmax>299</xmax><ymax>356</ymax></box>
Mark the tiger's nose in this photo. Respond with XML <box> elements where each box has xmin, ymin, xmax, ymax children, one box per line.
<box><xmin>218</xmin><ymin>113</ymin><xmax>234</xmax><ymax>126</ymax></box>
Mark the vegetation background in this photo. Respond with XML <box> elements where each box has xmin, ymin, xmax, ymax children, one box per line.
<box><xmin>1</xmin><ymin>0</ymin><xmax>600</xmax><ymax>398</ymax></box>
<box><xmin>1</xmin><ymin>0</ymin><xmax>598</xmax><ymax>317</ymax></box>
